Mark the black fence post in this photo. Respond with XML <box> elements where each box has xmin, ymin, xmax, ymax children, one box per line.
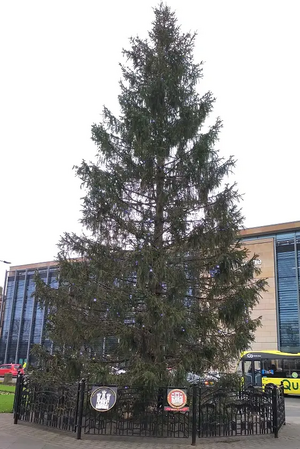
<box><xmin>280</xmin><ymin>383</ymin><xmax>286</xmax><ymax>425</ymax></box>
<box><xmin>76</xmin><ymin>378</ymin><xmax>86</xmax><ymax>440</ymax></box>
<box><xmin>198</xmin><ymin>386</ymin><xmax>201</xmax><ymax>438</ymax></box>
<box><xmin>272</xmin><ymin>386</ymin><xmax>278</xmax><ymax>438</ymax></box>
<box><xmin>74</xmin><ymin>380</ymin><xmax>81</xmax><ymax>432</ymax></box>
<box><xmin>191</xmin><ymin>383</ymin><xmax>197</xmax><ymax>446</ymax></box>
<box><xmin>282</xmin><ymin>384</ymin><xmax>286</xmax><ymax>425</ymax></box>
<box><xmin>13</xmin><ymin>372</ymin><xmax>23</xmax><ymax>425</ymax></box>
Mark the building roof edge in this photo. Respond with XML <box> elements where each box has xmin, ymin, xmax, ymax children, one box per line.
<box><xmin>240</xmin><ymin>220</ymin><xmax>300</xmax><ymax>238</ymax></box>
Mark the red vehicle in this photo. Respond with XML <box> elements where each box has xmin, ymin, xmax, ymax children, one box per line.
<box><xmin>0</xmin><ymin>364</ymin><xmax>24</xmax><ymax>377</ymax></box>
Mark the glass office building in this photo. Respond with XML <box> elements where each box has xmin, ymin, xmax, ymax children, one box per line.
<box><xmin>0</xmin><ymin>262</ymin><xmax>58</xmax><ymax>364</ymax></box>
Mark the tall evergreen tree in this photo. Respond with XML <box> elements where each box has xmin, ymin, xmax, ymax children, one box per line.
<box><xmin>35</xmin><ymin>3</ymin><xmax>266</xmax><ymax>386</ymax></box>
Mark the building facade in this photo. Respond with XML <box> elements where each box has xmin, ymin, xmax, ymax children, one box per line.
<box><xmin>0</xmin><ymin>261</ymin><xmax>58</xmax><ymax>364</ymax></box>
<box><xmin>1</xmin><ymin>220</ymin><xmax>300</xmax><ymax>364</ymax></box>
<box><xmin>241</xmin><ymin>221</ymin><xmax>300</xmax><ymax>353</ymax></box>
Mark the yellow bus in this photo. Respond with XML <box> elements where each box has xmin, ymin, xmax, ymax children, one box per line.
<box><xmin>240</xmin><ymin>350</ymin><xmax>300</xmax><ymax>395</ymax></box>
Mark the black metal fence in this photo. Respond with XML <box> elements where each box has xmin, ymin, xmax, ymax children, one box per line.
<box><xmin>13</xmin><ymin>374</ymin><xmax>285</xmax><ymax>444</ymax></box>
<box><xmin>198</xmin><ymin>385</ymin><xmax>285</xmax><ymax>438</ymax></box>
<box><xmin>82</xmin><ymin>383</ymin><xmax>190</xmax><ymax>438</ymax></box>
<box><xmin>14</xmin><ymin>375</ymin><xmax>79</xmax><ymax>432</ymax></box>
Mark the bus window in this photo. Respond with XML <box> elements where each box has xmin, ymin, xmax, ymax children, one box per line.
<box><xmin>262</xmin><ymin>359</ymin><xmax>275</xmax><ymax>376</ymax></box>
<box><xmin>243</xmin><ymin>360</ymin><xmax>253</xmax><ymax>386</ymax></box>
<box><xmin>254</xmin><ymin>360</ymin><xmax>262</xmax><ymax>386</ymax></box>
<box><xmin>243</xmin><ymin>360</ymin><xmax>252</xmax><ymax>374</ymax></box>
<box><xmin>237</xmin><ymin>361</ymin><xmax>242</xmax><ymax>376</ymax></box>
<box><xmin>261</xmin><ymin>359</ymin><xmax>284</xmax><ymax>377</ymax></box>
<box><xmin>294</xmin><ymin>359</ymin><xmax>300</xmax><ymax>377</ymax></box>
<box><xmin>283</xmin><ymin>359</ymin><xmax>300</xmax><ymax>378</ymax></box>
<box><xmin>283</xmin><ymin>359</ymin><xmax>291</xmax><ymax>377</ymax></box>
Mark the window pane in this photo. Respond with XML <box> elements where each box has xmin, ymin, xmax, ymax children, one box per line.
<box><xmin>276</xmin><ymin>236</ymin><xmax>300</xmax><ymax>352</ymax></box>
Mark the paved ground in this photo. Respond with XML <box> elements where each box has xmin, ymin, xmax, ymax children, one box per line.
<box><xmin>285</xmin><ymin>396</ymin><xmax>300</xmax><ymax>424</ymax></box>
<box><xmin>1</xmin><ymin>398</ymin><xmax>300</xmax><ymax>449</ymax></box>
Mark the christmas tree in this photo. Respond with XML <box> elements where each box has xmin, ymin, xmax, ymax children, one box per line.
<box><xmin>35</xmin><ymin>3</ymin><xmax>265</xmax><ymax>386</ymax></box>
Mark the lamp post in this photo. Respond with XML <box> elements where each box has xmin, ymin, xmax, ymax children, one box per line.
<box><xmin>0</xmin><ymin>260</ymin><xmax>11</xmax><ymax>362</ymax></box>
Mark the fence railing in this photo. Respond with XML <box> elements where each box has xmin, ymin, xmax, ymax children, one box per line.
<box><xmin>271</xmin><ymin>384</ymin><xmax>286</xmax><ymax>438</ymax></box>
<box><xmin>198</xmin><ymin>384</ymin><xmax>285</xmax><ymax>438</ymax></box>
<box><xmin>14</xmin><ymin>375</ymin><xmax>79</xmax><ymax>432</ymax></box>
<box><xmin>13</xmin><ymin>374</ymin><xmax>285</xmax><ymax>444</ymax></box>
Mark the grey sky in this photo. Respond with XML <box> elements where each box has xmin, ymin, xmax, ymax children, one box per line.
<box><xmin>1</xmin><ymin>0</ymin><xmax>299</xmax><ymax>284</ymax></box>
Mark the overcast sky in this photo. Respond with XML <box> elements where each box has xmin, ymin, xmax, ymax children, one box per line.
<box><xmin>1</xmin><ymin>0</ymin><xmax>300</xmax><ymax>285</ymax></box>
